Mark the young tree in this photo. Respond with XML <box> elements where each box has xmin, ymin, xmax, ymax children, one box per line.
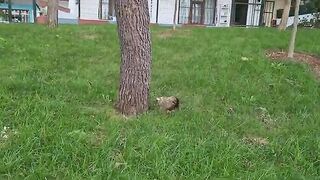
<box><xmin>108</xmin><ymin>0</ymin><xmax>114</xmax><ymax>19</ymax></box>
<box><xmin>279</xmin><ymin>0</ymin><xmax>292</xmax><ymax>30</ymax></box>
<box><xmin>33</xmin><ymin>0</ymin><xmax>37</xmax><ymax>23</ymax></box>
<box><xmin>98</xmin><ymin>0</ymin><xmax>102</xmax><ymax>19</ymax></box>
<box><xmin>8</xmin><ymin>0</ymin><xmax>12</xmax><ymax>23</ymax></box>
<box><xmin>115</xmin><ymin>0</ymin><xmax>152</xmax><ymax>116</ymax></box>
<box><xmin>47</xmin><ymin>0</ymin><xmax>58</xmax><ymax>28</ymax></box>
<box><xmin>173</xmin><ymin>0</ymin><xmax>178</xmax><ymax>30</ymax></box>
<box><xmin>288</xmin><ymin>0</ymin><xmax>301</xmax><ymax>58</ymax></box>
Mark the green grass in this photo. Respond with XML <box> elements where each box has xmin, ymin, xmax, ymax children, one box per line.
<box><xmin>1</xmin><ymin>24</ymin><xmax>320</xmax><ymax>179</ymax></box>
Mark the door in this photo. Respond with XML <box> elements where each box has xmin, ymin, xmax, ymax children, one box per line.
<box><xmin>189</xmin><ymin>0</ymin><xmax>205</xmax><ymax>24</ymax></box>
<box><xmin>263</xmin><ymin>1</ymin><xmax>275</xmax><ymax>27</ymax></box>
<box><xmin>234</xmin><ymin>0</ymin><xmax>249</xmax><ymax>25</ymax></box>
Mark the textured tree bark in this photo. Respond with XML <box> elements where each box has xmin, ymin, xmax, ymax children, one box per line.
<box><xmin>173</xmin><ymin>0</ymin><xmax>178</xmax><ymax>30</ymax></box>
<box><xmin>47</xmin><ymin>0</ymin><xmax>58</xmax><ymax>28</ymax></box>
<box><xmin>115</xmin><ymin>0</ymin><xmax>152</xmax><ymax>116</ymax></box>
<box><xmin>288</xmin><ymin>0</ymin><xmax>301</xmax><ymax>58</ymax></box>
<box><xmin>278</xmin><ymin>0</ymin><xmax>292</xmax><ymax>31</ymax></box>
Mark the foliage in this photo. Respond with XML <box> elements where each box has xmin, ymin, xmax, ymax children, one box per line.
<box><xmin>300</xmin><ymin>0</ymin><xmax>320</xmax><ymax>13</ymax></box>
<box><xmin>0</xmin><ymin>24</ymin><xmax>320</xmax><ymax>179</ymax></box>
<box><xmin>310</xmin><ymin>0</ymin><xmax>320</xmax><ymax>11</ymax></box>
<box><xmin>0</xmin><ymin>10</ymin><xmax>4</xmax><ymax>18</ymax></box>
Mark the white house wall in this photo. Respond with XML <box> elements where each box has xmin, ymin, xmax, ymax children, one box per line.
<box><xmin>157</xmin><ymin>0</ymin><xmax>176</xmax><ymax>24</ymax></box>
<box><xmin>149</xmin><ymin>0</ymin><xmax>157</xmax><ymax>23</ymax></box>
<box><xmin>70</xmin><ymin>0</ymin><xmax>280</xmax><ymax>28</ymax></box>
<box><xmin>276</xmin><ymin>13</ymin><xmax>316</xmax><ymax>27</ymax></box>
<box><xmin>216</xmin><ymin>0</ymin><xmax>232</xmax><ymax>27</ymax></box>
<box><xmin>59</xmin><ymin>0</ymin><xmax>78</xmax><ymax>20</ymax></box>
<box><xmin>78</xmin><ymin>0</ymin><xmax>156</xmax><ymax>22</ymax></box>
<box><xmin>68</xmin><ymin>0</ymin><xmax>78</xmax><ymax>19</ymax></box>
<box><xmin>246</xmin><ymin>0</ymin><xmax>261</xmax><ymax>26</ymax></box>
<box><xmin>273</xmin><ymin>0</ymin><xmax>311</xmax><ymax>27</ymax></box>
<box><xmin>273</xmin><ymin>0</ymin><xmax>285</xmax><ymax>20</ymax></box>
<box><xmin>80</xmin><ymin>0</ymin><xmax>99</xmax><ymax>20</ymax></box>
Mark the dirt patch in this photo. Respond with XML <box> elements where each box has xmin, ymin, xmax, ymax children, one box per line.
<box><xmin>156</xmin><ymin>29</ymin><xmax>191</xmax><ymax>39</ymax></box>
<box><xmin>78</xmin><ymin>32</ymin><xmax>99</xmax><ymax>40</ymax></box>
<box><xmin>157</xmin><ymin>30</ymin><xmax>175</xmax><ymax>39</ymax></box>
<box><xmin>81</xmin><ymin>34</ymin><xmax>99</xmax><ymax>40</ymax></box>
<box><xmin>243</xmin><ymin>136</ymin><xmax>269</xmax><ymax>146</ymax></box>
<box><xmin>255</xmin><ymin>107</ymin><xmax>276</xmax><ymax>129</ymax></box>
<box><xmin>89</xmin><ymin>126</ymin><xmax>107</xmax><ymax>147</ymax></box>
<box><xmin>266</xmin><ymin>50</ymin><xmax>320</xmax><ymax>78</ymax></box>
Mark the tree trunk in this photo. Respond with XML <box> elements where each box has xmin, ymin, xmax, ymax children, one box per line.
<box><xmin>278</xmin><ymin>0</ymin><xmax>292</xmax><ymax>31</ymax></box>
<box><xmin>47</xmin><ymin>0</ymin><xmax>58</xmax><ymax>28</ymax></box>
<box><xmin>288</xmin><ymin>0</ymin><xmax>301</xmax><ymax>58</ymax></box>
<box><xmin>108</xmin><ymin>0</ymin><xmax>114</xmax><ymax>19</ymax></box>
<box><xmin>115</xmin><ymin>0</ymin><xmax>152</xmax><ymax>116</ymax></box>
<box><xmin>173</xmin><ymin>0</ymin><xmax>178</xmax><ymax>30</ymax></box>
<box><xmin>8</xmin><ymin>0</ymin><xmax>12</xmax><ymax>23</ymax></box>
<box><xmin>98</xmin><ymin>0</ymin><xmax>102</xmax><ymax>19</ymax></box>
<box><xmin>33</xmin><ymin>0</ymin><xmax>37</xmax><ymax>23</ymax></box>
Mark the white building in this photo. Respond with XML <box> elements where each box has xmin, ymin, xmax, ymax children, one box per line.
<box><xmin>41</xmin><ymin>0</ymin><xmax>305</xmax><ymax>27</ymax></box>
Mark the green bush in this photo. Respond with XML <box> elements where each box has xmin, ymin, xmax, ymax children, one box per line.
<box><xmin>314</xmin><ymin>19</ymin><xmax>320</xmax><ymax>28</ymax></box>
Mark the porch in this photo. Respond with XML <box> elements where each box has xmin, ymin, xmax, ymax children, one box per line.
<box><xmin>231</xmin><ymin>0</ymin><xmax>276</xmax><ymax>27</ymax></box>
<box><xmin>178</xmin><ymin>0</ymin><xmax>216</xmax><ymax>25</ymax></box>
<box><xmin>0</xmin><ymin>0</ymin><xmax>37</xmax><ymax>23</ymax></box>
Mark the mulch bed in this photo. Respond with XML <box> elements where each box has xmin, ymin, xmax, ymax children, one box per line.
<box><xmin>266</xmin><ymin>50</ymin><xmax>320</xmax><ymax>78</ymax></box>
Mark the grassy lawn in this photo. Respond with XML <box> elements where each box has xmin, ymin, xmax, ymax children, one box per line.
<box><xmin>0</xmin><ymin>24</ymin><xmax>320</xmax><ymax>179</ymax></box>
